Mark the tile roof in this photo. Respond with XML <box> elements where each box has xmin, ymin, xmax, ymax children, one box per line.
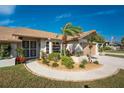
<box><xmin>0</xmin><ymin>27</ymin><xmax>22</xmax><ymax>42</ymax></box>
<box><xmin>13</xmin><ymin>28</ymin><xmax>59</xmax><ymax>39</ymax></box>
<box><xmin>0</xmin><ymin>26</ymin><xmax>96</xmax><ymax>42</ymax></box>
<box><xmin>66</xmin><ymin>30</ymin><xmax>96</xmax><ymax>41</ymax></box>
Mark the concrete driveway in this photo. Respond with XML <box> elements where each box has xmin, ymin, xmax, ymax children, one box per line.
<box><xmin>25</xmin><ymin>56</ymin><xmax>124</xmax><ymax>81</ymax></box>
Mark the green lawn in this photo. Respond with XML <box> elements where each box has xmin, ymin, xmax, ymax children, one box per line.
<box><xmin>0</xmin><ymin>64</ymin><xmax>124</xmax><ymax>88</ymax></box>
<box><xmin>105</xmin><ymin>54</ymin><xmax>124</xmax><ymax>58</ymax></box>
<box><xmin>105</xmin><ymin>50</ymin><xmax>124</xmax><ymax>53</ymax></box>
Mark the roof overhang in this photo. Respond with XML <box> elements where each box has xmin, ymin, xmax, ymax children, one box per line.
<box><xmin>0</xmin><ymin>39</ymin><xmax>22</xmax><ymax>43</ymax></box>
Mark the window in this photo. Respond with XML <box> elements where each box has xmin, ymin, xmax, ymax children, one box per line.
<box><xmin>31</xmin><ymin>41</ymin><xmax>36</xmax><ymax>48</ymax></box>
<box><xmin>22</xmin><ymin>41</ymin><xmax>37</xmax><ymax>58</ymax></box>
<box><xmin>30</xmin><ymin>41</ymin><xmax>36</xmax><ymax>57</ymax></box>
<box><xmin>30</xmin><ymin>50</ymin><xmax>36</xmax><ymax>57</ymax></box>
<box><xmin>23</xmin><ymin>50</ymin><xmax>29</xmax><ymax>57</ymax></box>
<box><xmin>52</xmin><ymin>42</ymin><xmax>60</xmax><ymax>52</ymax></box>
<box><xmin>0</xmin><ymin>44</ymin><xmax>11</xmax><ymax>59</ymax></box>
<box><xmin>22</xmin><ymin>41</ymin><xmax>29</xmax><ymax>48</ymax></box>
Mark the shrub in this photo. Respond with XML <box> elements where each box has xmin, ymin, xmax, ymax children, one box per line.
<box><xmin>81</xmin><ymin>59</ymin><xmax>88</xmax><ymax>65</ymax></box>
<box><xmin>79</xmin><ymin>59</ymin><xmax>88</xmax><ymax>68</ymax></box>
<box><xmin>61</xmin><ymin>56</ymin><xmax>74</xmax><ymax>69</ymax></box>
<box><xmin>48</xmin><ymin>52</ymin><xmax>60</xmax><ymax>62</ymax></box>
<box><xmin>41</xmin><ymin>51</ymin><xmax>47</xmax><ymax>59</ymax></box>
<box><xmin>16</xmin><ymin>48</ymin><xmax>24</xmax><ymax>57</ymax></box>
<box><xmin>79</xmin><ymin>64</ymin><xmax>85</xmax><ymax>68</ymax></box>
<box><xmin>16</xmin><ymin>57</ymin><xmax>26</xmax><ymax>64</ymax></box>
<box><xmin>42</xmin><ymin>59</ymin><xmax>49</xmax><ymax>65</ymax></box>
<box><xmin>52</xmin><ymin>62</ymin><xmax>59</xmax><ymax>67</ymax></box>
<box><xmin>93</xmin><ymin>61</ymin><xmax>99</xmax><ymax>64</ymax></box>
<box><xmin>103</xmin><ymin>46</ymin><xmax>112</xmax><ymax>51</ymax></box>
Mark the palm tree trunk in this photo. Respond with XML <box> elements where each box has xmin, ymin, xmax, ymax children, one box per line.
<box><xmin>63</xmin><ymin>44</ymin><xmax>66</xmax><ymax>56</ymax></box>
<box><xmin>62</xmin><ymin>35</ymin><xmax>67</xmax><ymax>56</ymax></box>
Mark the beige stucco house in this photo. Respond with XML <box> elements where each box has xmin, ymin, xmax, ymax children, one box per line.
<box><xmin>0</xmin><ymin>26</ymin><xmax>98</xmax><ymax>59</ymax></box>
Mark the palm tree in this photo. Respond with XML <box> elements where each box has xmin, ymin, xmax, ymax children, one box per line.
<box><xmin>61</xmin><ymin>22</ymin><xmax>82</xmax><ymax>56</ymax></box>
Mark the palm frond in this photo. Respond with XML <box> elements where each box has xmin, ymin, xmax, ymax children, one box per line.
<box><xmin>64</xmin><ymin>29</ymin><xmax>75</xmax><ymax>36</ymax></box>
<box><xmin>72</xmin><ymin>26</ymin><xmax>82</xmax><ymax>30</ymax></box>
<box><xmin>70</xmin><ymin>28</ymin><xmax>81</xmax><ymax>33</ymax></box>
<box><xmin>64</xmin><ymin>22</ymin><xmax>72</xmax><ymax>30</ymax></box>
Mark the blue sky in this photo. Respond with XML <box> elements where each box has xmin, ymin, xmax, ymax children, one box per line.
<box><xmin>0</xmin><ymin>5</ymin><xmax>124</xmax><ymax>41</ymax></box>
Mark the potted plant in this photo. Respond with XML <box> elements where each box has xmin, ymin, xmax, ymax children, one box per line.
<box><xmin>16</xmin><ymin>48</ymin><xmax>26</xmax><ymax>64</ymax></box>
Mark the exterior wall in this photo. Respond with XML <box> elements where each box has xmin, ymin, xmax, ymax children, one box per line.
<box><xmin>67</xmin><ymin>39</ymin><xmax>98</xmax><ymax>56</ymax></box>
<box><xmin>66</xmin><ymin>39</ymin><xmax>87</xmax><ymax>53</ymax></box>
<box><xmin>40</xmin><ymin>39</ymin><xmax>61</xmax><ymax>58</ymax></box>
<box><xmin>40</xmin><ymin>39</ymin><xmax>47</xmax><ymax>58</ymax></box>
<box><xmin>10</xmin><ymin>43</ymin><xmax>17</xmax><ymax>57</ymax></box>
<box><xmin>83</xmin><ymin>44</ymin><xmax>98</xmax><ymax>56</ymax></box>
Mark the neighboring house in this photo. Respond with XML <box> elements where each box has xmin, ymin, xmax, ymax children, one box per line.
<box><xmin>0</xmin><ymin>26</ymin><xmax>98</xmax><ymax>59</ymax></box>
<box><xmin>102</xmin><ymin>41</ymin><xmax>122</xmax><ymax>50</ymax></box>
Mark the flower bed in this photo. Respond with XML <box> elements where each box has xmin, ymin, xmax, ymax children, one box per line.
<box><xmin>38</xmin><ymin>59</ymin><xmax>102</xmax><ymax>71</ymax></box>
<box><xmin>38</xmin><ymin>53</ymin><xmax>102</xmax><ymax>71</ymax></box>
<box><xmin>38</xmin><ymin>52</ymin><xmax>102</xmax><ymax>71</ymax></box>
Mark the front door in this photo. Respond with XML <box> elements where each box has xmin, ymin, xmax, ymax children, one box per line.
<box><xmin>22</xmin><ymin>41</ymin><xmax>37</xmax><ymax>58</ymax></box>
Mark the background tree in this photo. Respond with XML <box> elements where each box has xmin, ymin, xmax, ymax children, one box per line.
<box><xmin>88</xmin><ymin>34</ymin><xmax>105</xmax><ymax>43</ymax></box>
<box><xmin>87</xmin><ymin>33</ymin><xmax>105</xmax><ymax>62</ymax></box>
<box><xmin>61</xmin><ymin>22</ymin><xmax>82</xmax><ymax>56</ymax></box>
<box><xmin>121</xmin><ymin>37</ymin><xmax>124</xmax><ymax>45</ymax></box>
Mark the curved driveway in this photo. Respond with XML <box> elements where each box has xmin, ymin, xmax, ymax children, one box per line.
<box><xmin>25</xmin><ymin>56</ymin><xmax>124</xmax><ymax>81</ymax></box>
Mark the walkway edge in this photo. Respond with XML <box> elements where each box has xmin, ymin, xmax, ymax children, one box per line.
<box><xmin>24</xmin><ymin>62</ymin><xmax>120</xmax><ymax>82</ymax></box>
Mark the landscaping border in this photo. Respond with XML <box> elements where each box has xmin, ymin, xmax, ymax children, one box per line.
<box><xmin>24</xmin><ymin>61</ymin><xmax>120</xmax><ymax>82</ymax></box>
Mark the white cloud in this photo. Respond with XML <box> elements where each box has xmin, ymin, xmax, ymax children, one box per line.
<box><xmin>0</xmin><ymin>5</ymin><xmax>16</xmax><ymax>15</ymax></box>
<box><xmin>55</xmin><ymin>13</ymin><xmax>71</xmax><ymax>21</ymax></box>
<box><xmin>84</xmin><ymin>10</ymin><xmax>117</xmax><ymax>17</ymax></box>
<box><xmin>0</xmin><ymin>19</ymin><xmax>14</xmax><ymax>25</ymax></box>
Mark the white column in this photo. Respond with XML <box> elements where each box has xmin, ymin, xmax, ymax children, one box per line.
<box><xmin>10</xmin><ymin>43</ymin><xmax>17</xmax><ymax>58</ymax></box>
<box><xmin>95</xmin><ymin>43</ymin><xmax>99</xmax><ymax>55</ymax></box>
<box><xmin>49</xmin><ymin>40</ymin><xmax>52</xmax><ymax>54</ymax></box>
<box><xmin>40</xmin><ymin>40</ymin><xmax>46</xmax><ymax>58</ymax></box>
<box><xmin>60</xmin><ymin>42</ymin><xmax>63</xmax><ymax>54</ymax></box>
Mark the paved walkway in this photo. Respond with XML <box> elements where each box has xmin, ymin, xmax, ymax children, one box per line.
<box><xmin>25</xmin><ymin>56</ymin><xmax>124</xmax><ymax>81</ymax></box>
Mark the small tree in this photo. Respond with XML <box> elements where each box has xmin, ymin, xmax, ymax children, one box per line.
<box><xmin>16</xmin><ymin>48</ymin><xmax>24</xmax><ymax>57</ymax></box>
